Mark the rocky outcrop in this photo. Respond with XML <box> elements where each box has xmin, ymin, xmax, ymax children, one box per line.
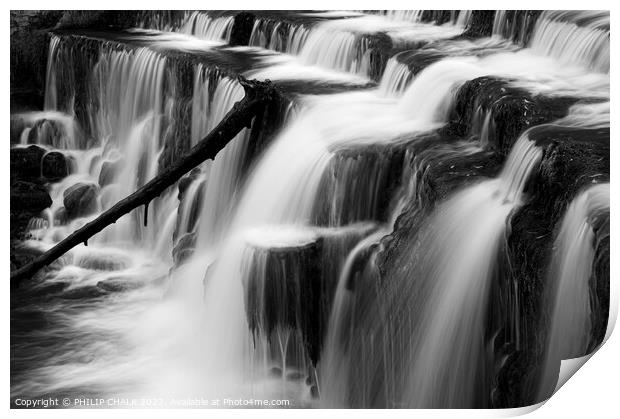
<box><xmin>448</xmin><ymin>77</ymin><xmax>577</xmax><ymax>156</ymax></box>
<box><xmin>491</xmin><ymin>124</ymin><xmax>609</xmax><ymax>407</ymax></box>
<box><xmin>230</xmin><ymin>12</ymin><xmax>256</xmax><ymax>46</ymax></box>
<box><xmin>10</xmin><ymin>145</ymin><xmax>46</xmax><ymax>180</ymax></box>
<box><xmin>10</xmin><ymin>180</ymin><xmax>52</xmax><ymax>241</ymax></box>
<box><xmin>463</xmin><ymin>11</ymin><xmax>496</xmax><ymax>38</ymax></box>
<box><xmin>10</xmin><ymin>11</ymin><xmax>63</xmax><ymax>110</ymax></box>
<box><xmin>63</xmin><ymin>182</ymin><xmax>99</xmax><ymax>219</ymax></box>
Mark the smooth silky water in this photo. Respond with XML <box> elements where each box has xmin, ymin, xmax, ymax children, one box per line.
<box><xmin>11</xmin><ymin>10</ymin><xmax>610</xmax><ymax>408</ymax></box>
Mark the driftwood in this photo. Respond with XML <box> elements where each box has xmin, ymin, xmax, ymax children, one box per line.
<box><xmin>11</xmin><ymin>79</ymin><xmax>276</xmax><ymax>284</ymax></box>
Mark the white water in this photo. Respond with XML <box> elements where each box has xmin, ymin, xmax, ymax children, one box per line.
<box><xmin>537</xmin><ymin>183</ymin><xmax>610</xmax><ymax>400</ymax></box>
<box><xmin>404</xmin><ymin>134</ymin><xmax>541</xmax><ymax>408</ymax></box>
<box><xmin>11</xmin><ymin>9</ymin><xmax>610</xmax><ymax>409</ymax></box>
<box><xmin>180</xmin><ymin>12</ymin><xmax>234</xmax><ymax>41</ymax></box>
<box><xmin>379</xmin><ymin>55</ymin><xmax>412</xmax><ymax>96</ymax></box>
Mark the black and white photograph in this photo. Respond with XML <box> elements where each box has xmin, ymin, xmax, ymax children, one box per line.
<box><xmin>8</xmin><ymin>4</ymin><xmax>613</xmax><ymax>412</ymax></box>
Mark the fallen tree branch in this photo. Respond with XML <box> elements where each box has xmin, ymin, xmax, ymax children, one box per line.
<box><xmin>11</xmin><ymin>78</ymin><xmax>276</xmax><ymax>284</ymax></box>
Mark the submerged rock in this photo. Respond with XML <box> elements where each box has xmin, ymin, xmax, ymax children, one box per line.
<box><xmin>63</xmin><ymin>182</ymin><xmax>99</xmax><ymax>219</ymax></box>
<box><xmin>59</xmin><ymin>285</ymin><xmax>108</xmax><ymax>300</ymax></box>
<box><xmin>75</xmin><ymin>251</ymin><xmax>131</xmax><ymax>271</ymax></box>
<box><xmin>98</xmin><ymin>158</ymin><xmax>123</xmax><ymax>187</ymax></box>
<box><xmin>27</xmin><ymin>118</ymin><xmax>64</xmax><ymax>148</ymax></box>
<box><xmin>172</xmin><ymin>232</ymin><xmax>197</xmax><ymax>267</ymax></box>
<box><xmin>97</xmin><ymin>277</ymin><xmax>144</xmax><ymax>292</ymax></box>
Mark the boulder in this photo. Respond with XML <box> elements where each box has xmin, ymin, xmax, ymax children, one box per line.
<box><xmin>10</xmin><ymin>145</ymin><xmax>46</xmax><ymax>180</ymax></box>
<box><xmin>53</xmin><ymin>206</ymin><xmax>68</xmax><ymax>226</ymax></box>
<box><xmin>10</xmin><ymin>180</ymin><xmax>52</xmax><ymax>212</ymax></box>
<box><xmin>10</xmin><ymin>180</ymin><xmax>52</xmax><ymax>241</ymax></box>
<box><xmin>63</xmin><ymin>182</ymin><xmax>99</xmax><ymax>219</ymax></box>
<box><xmin>41</xmin><ymin>151</ymin><xmax>69</xmax><ymax>181</ymax></box>
<box><xmin>98</xmin><ymin>158</ymin><xmax>123</xmax><ymax>187</ymax></box>
<box><xmin>27</xmin><ymin>118</ymin><xmax>64</xmax><ymax>148</ymax></box>
<box><xmin>172</xmin><ymin>232</ymin><xmax>197</xmax><ymax>266</ymax></box>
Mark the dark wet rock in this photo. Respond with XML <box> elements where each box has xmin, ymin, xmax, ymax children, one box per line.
<box><xmin>11</xmin><ymin>180</ymin><xmax>52</xmax><ymax>240</ymax></box>
<box><xmin>10</xmin><ymin>145</ymin><xmax>46</xmax><ymax>180</ymax></box>
<box><xmin>10</xmin><ymin>245</ymin><xmax>44</xmax><ymax>272</ymax></box>
<box><xmin>269</xmin><ymin>366</ymin><xmax>282</xmax><ymax>377</ymax></box>
<box><xmin>245</xmin><ymin>237</ymin><xmax>324</xmax><ymax>365</ymax></box>
<box><xmin>10</xmin><ymin>180</ymin><xmax>52</xmax><ymax>212</ymax></box>
<box><xmin>420</xmin><ymin>10</ymin><xmax>456</xmax><ymax>24</ymax></box>
<box><xmin>10</xmin><ymin>11</ymin><xmax>63</xmax><ymax>103</ymax></box>
<box><xmin>310</xmin><ymin>385</ymin><xmax>319</xmax><ymax>399</ymax></box>
<box><xmin>230</xmin><ymin>12</ymin><xmax>256</xmax><ymax>46</ymax></box>
<box><xmin>172</xmin><ymin>232</ymin><xmax>197</xmax><ymax>266</ymax></box>
<box><xmin>63</xmin><ymin>182</ymin><xmax>99</xmax><ymax>219</ymax></box>
<box><xmin>41</xmin><ymin>151</ymin><xmax>69</xmax><ymax>181</ymax></box>
<box><xmin>98</xmin><ymin>158</ymin><xmax>123</xmax><ymax>187</ymax></box>
<box><xmin>10</xmin><ymin>115</ymin><xmax>29</xmax><ymax>144</ymax></box>
<box><xmin>448</xmin><ymin>77</ymin><xmax>578</xmax><ymax>156</ymax></box>
<box><xmin>156</xmin><ymin>62</ymin><xmax>193</xmax><ymax>174</ymax></box>
<box><xmin>490</xmin><ymin>124</ymin><xmax>609</xmax><ymax>408</ymax></box>
<box><xmin>463</xmin><ymin>11</ymin><xmax>496</xmax><ymax>38</ymax></box>
<box><xmin>59</xmin><ymin>285</ymin><xmax>108</xmax><ymax>300</ymax></box>
<box><xmin>363</xmin><ymin>33</ymin><xmax>393</xmax><ymax>82</ymax></box>
<box><xmin>97</xmin><ymin>277</ymin><xmax>144</xmax><ymax>292</ymax></box>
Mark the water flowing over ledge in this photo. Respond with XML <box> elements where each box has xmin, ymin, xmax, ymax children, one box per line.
<box><xmin>10</xmin><ymin>9</ymin><xmax>610</xmax><ymax>409</ymax></box>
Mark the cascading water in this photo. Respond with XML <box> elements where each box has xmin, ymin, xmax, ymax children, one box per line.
<box><xmin>537</xmin><ymin>183</ymin><xmax>610</xmax><ymax>400</ymax></box>
<box><xmin>10</xmin><ymin>9</ymin><xmax>610</xmax><ymax>410</ymax></box>
<box><xmin>180</xmin><ymin>12</ymin><xmax>234</xmax><ymax>41</ymax></box>
<box><xmin>378</xmin><ymin>55</ymin><xmax>413</xmax><ymax>96</ymax></box>
<box><xmin>403</xmin><ymin>134</ymin><xmax>541</xmax><ymax>408</ymax></box>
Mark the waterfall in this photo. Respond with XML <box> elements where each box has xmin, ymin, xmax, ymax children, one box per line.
<box><xmin>192</xmin><ymin>73</ymin><xmax>251</xmax><ymax>250</ymax></box>
<box><xmin>180</xmin><ymin>12</ymin><xmax>234</xmax><ymax>41</ymax></box>
<box><xmin>379</xmin><ymin>55</ymin><xmax>413</xmax><ymax>96</ymax></box>
<box><xmin>10</xmin><ymin>9</ymin><xmax>610</xmax><ymax>409</ymax></box>
<box><xmin>44</xmin><ymin>35</ymin><xmax>61</xmax><ymax>111</ymax></box>
<box><xmin>537</xmin><ymin>183</ymin><xmax>610</xmax><ymax>400</ymax></box>
<box><xmin>249</xmin><ymin>19</ymin><xmax>311</xmax><ymax>55</ymax></box>
<box><xmin>493</xmin><ymin>10</ymin><xmax>610</xmax><ymax>72</ymax></box>
<box><xmin>403</xmin><ymin>134</ymin><xmax>541</xmax><ymax>408</ymax></box>
<box><xmin>529</xmin><ymin>11</ymin><xmax>610</xmax><ymax>73</ymax></box>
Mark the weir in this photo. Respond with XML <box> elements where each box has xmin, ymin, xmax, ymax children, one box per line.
<box><xmin>9</xmin><ymin>9</ymin><xmax>610</xmax><ymax>409</ymax></box>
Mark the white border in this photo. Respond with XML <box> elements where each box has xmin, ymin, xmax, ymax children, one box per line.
<box><xmin>3</xmin><ymin>1</ymin><xmax>617</xmax><ymax>418</ymax></box>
